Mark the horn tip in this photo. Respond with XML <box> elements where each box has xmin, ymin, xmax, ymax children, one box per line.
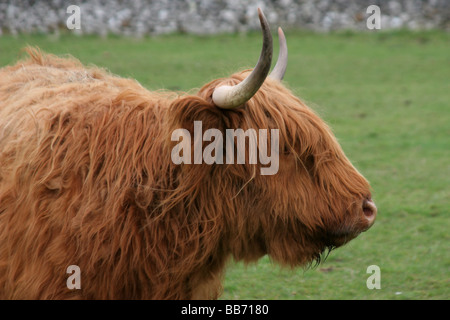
<box><xmin>257</xmin><ymin>7</ymin><xmax>266</xmax><ymax>21</ymax></box>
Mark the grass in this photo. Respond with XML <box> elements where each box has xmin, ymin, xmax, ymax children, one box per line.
<box><xmin>0</xmin><ymin>29</ymin><xmax>448</xmax><ymax>300</ymax></box>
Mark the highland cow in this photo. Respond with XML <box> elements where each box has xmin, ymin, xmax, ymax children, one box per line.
<box><xmin>0</xmin><ymin>9</ymin><xmax>376</xmax><ymax>299</ymax></box>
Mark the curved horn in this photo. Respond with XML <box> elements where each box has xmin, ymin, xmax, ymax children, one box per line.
<box><xmin>212</xmin><ymin>8</ymin><xmax>273</xmax><ymax>109</ymax></box>
<box><xmin>270</xmin><ymin>27</ymin><xmax>288</xmax><ymax>81</ymax></box>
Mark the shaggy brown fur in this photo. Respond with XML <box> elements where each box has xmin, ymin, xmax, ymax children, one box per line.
<box><xmin>0</xmin><ymin>48</ymin><xmax>373</xmax><ymax>299</ymax></box>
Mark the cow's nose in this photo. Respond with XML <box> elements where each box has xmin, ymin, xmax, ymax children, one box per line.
<box><xmin>362</xmin><ymin>198</ymin><xmax>377</xmax><ymax>229</ymax></box>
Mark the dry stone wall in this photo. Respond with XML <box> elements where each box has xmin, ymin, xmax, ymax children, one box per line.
<box><xmin>0</xmin><ymin>0</ymin><xmax>448</xmax><ymax>36</ymax></box>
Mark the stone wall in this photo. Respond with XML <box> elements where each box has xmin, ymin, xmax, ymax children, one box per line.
<box><xmin>0</xmin><ymin>0</ymin><xmax>448</xmax><ymax>36</ymax></box>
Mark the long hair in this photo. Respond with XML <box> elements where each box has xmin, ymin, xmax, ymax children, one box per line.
<box><xmin>0</xmin><ymin>48</ymin><xmax>372</xmax><ymax>299</ymax></box>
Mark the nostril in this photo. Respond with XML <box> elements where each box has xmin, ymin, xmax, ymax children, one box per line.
<box><xmin>363</xmin><ymin>206</ymin><xmax>374</xmax><ymax>217</ymax></box>
<box><xmin>362</xmin><ymin>199</ymin><xmax>377</xmax><ymax>223</ymax></box>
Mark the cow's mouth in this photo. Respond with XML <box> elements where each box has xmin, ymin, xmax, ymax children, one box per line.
<box><xmin>329</xmin><ymin>198</ymin><xmax>377</xmax><ymax>247</ymax></box>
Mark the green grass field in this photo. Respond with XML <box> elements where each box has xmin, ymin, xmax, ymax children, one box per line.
<box><xmin>0</xmin><ymin>30</ymin><xmax>448</xmax><ymax>300</ymax></box>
